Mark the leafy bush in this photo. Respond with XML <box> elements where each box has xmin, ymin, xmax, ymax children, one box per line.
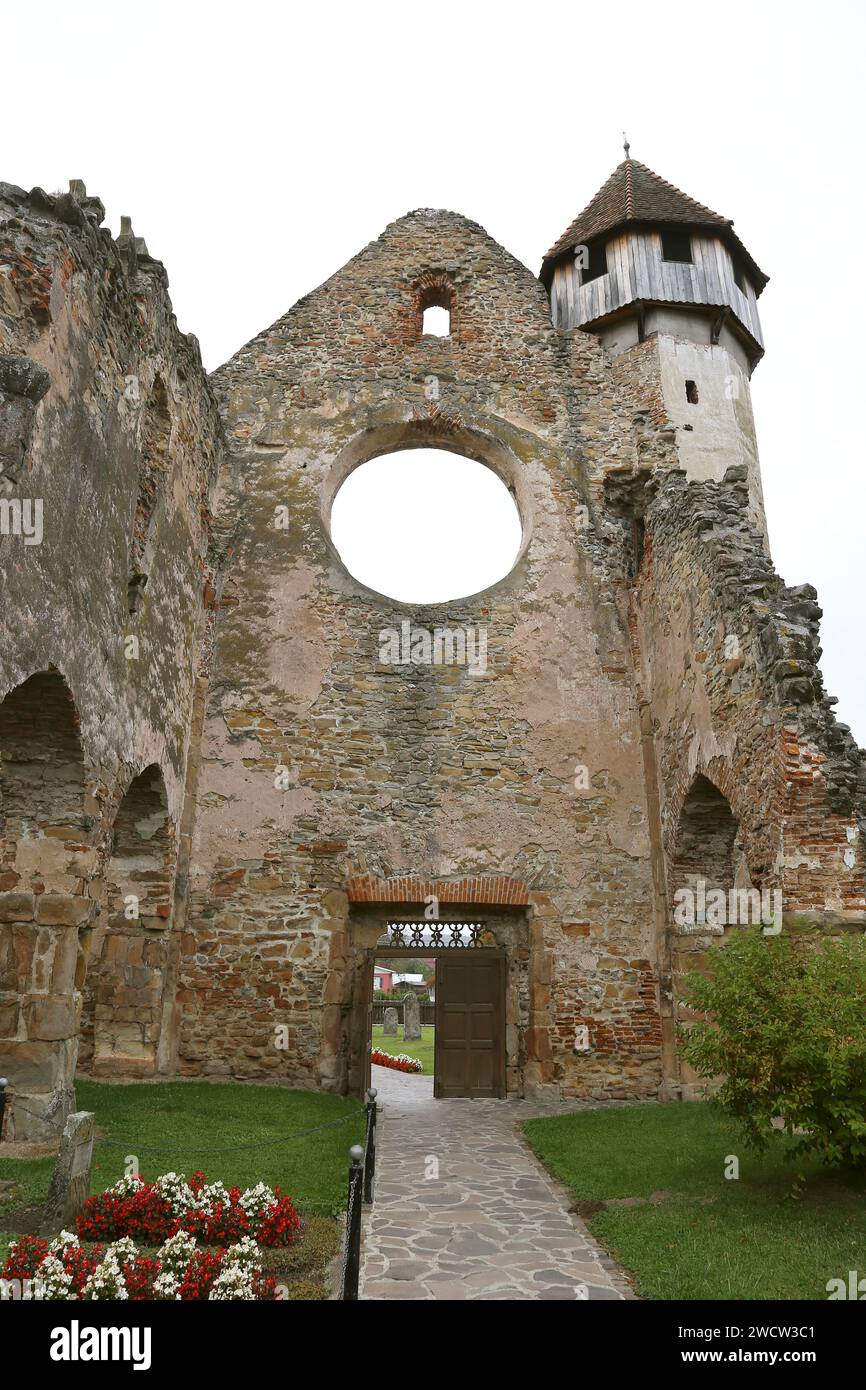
<box><xmin>677</xmin><ymin>927</ymin><xmax>866</xmax><ymax>1167</ymax></box>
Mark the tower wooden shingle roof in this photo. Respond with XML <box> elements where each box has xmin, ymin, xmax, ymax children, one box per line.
<box><xmin>541</xmin><ymin>159</ymin><xmax>768</xmax><ymax>292</ymax></box>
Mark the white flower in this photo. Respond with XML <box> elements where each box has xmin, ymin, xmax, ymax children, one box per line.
<box><xmin>208</xmin><ymin>1262</ymin><xmax>256</xmax><ymax>1300</ymax></box>
<box><xmin>31</xmin><ymin>1255</ymin><xmax>74</xmax><ymax>1301</ymax></box>
<box><xmin>157</xmin><ymin>1229</ymin><xmax>199</xmax><ymax>1275</ymax></box>
<box><xmin>153</xmin><ymin>1171</ymin><xmax>196</xmax><ymax>1216</ymax></box>
<box><xmin>104</xmin><ymin>1236</ymin><xmax>138</xmax><ymax>1266</ymax></box>
<box><xmin>200</xmin><ymin>1180</ymin><xmax>231</xmax><ymax>1213</ymax></box>
<box><xmin>224</xmin><ymin>1236</ymin><xmax>261</xmax><ymax>1272</ymax></box>
<box><xmin>110</xmin><ymin>1173</ymin><xmax>144</xmax><ymax>1198</ymax></box>
<box><xmin>238</xmin><ymin>1181</ymin><xmax>277</xmax><ymax>1221</ymax></box>
<box><xmin>153</xmin><ymin>1268</ymin><xmax>183</xmax><ymax>1300</ymax></box>
<box><xmin>81</xmin><ymin>1250</ymin><xmax>129</xmax><ymax>1301</ymax></box>
<box><xmin>47</xmin><ymin>1230</ymin><xmax>80</xmax><ymax>1257</ymax></box>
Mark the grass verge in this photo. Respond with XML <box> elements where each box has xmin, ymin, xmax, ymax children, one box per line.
<box><xmin>523</xmin><ymin>1101</ymin><xmax>866</xmax><ymax>1300</ymax></box>
<box><xmin>0</xmin><ymin>1080</ymin><xmax>364</xmax><ymax>1298</ymax></box>
<box><xmin>371</xmin><ymin>1024</ymin><xmax>434</xmax><ymax>1074</ymax></box>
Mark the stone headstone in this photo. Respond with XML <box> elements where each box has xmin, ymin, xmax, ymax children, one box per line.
<box><xmin>382</xmin><ymin>1006</ymin><xmax>398</xmax><ymax>1036</ymax></box>
<box><xmin>402</xmin><ymin>992</ymin><xmax>421</xmax><ymax>1042</ymax></box>
<box><xmin>40</xmin><ymin>1110</ymin><xmax>95</xmax><ymax>1235</ymax></box>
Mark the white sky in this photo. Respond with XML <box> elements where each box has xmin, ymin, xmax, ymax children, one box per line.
<box><xmin>5</xmin><ymin>0</ymin><xmax>864</xmax><ymax>743</ymax></box>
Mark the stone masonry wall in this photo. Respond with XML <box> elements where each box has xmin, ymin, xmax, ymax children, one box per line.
<box><xmin>181</xmin><ymin>209</ymin><xmax>668</xmax><ymax>1101</ymax></box>
<box><xmin>0</xmin><ymin>180</ymin><xmax>224</xmax><ymax>1136</ymax></box>
<box><xmin>632</xmin><ymin>462</ymin><xmax>866</xmax><ymax>1090</ymax></box>
<box><xmin>4</xmin><ymin>183</ymin><xmax>860</xmax><ymax>1121</ymax></box>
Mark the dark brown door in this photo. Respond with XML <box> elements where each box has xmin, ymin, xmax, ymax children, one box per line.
<box><xmin>434</xmin><ymin>953</ymin><xmax>505</xmax><ymax>1098</ymax></box>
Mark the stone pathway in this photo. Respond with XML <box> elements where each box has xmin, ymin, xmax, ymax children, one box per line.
<box><xmin>359</xmin><ymin>1067</ymin><xmax>632</xmax><ymax>1300</ymax></box>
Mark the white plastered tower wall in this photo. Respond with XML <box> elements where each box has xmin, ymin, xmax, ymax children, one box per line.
<box><xmin>653</xmin><ymin>333</ymin><xmax>766</xmax><ymax>541</ymax></box>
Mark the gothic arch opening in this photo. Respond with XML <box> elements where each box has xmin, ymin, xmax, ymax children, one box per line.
<box><xmin>670</xmin><ymin>773</ymin><xmax>739</xmax><ymax>907</ymax></box>
<box><xmin>669</xmin><ymin>773</ymin><xmax>741</xmax><ymax>1097</ymax></box>
<box><xmin>0</xmin><ymin>670</ymin><xmax>89</xmax><ymax>1139</ymax></box>
<box><xmin>0</xmin><ymin>669</ymin><xmax>86</xmax><ymax>856</ymax></box>
<box><xmin>79</xmin><ymin>763</ymin><xmax>175</xmax><ymax>1076</ymax></box>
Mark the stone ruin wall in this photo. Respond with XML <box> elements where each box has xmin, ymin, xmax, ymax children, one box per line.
<box><xmin>1</xmin><ymin>186</ymin><xmax>864</xmax><ymax>1132</ymax></box>
<box><xmin>179</xmin><ymin>210</ymin><xmax>672</xmax><ymax>1102</ymax></box>
<box><xmin>631</xmin><ymin>462</ymin><xmax>866</xmax><ymax>1091</ymax></box>
<box><xmin>0</xmin><ymin>180</ymin><xmax>224</xmax><ymax>1135</ymax></box>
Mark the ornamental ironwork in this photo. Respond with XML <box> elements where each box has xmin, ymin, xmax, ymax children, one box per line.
<box><xmin>382</xmin><ymin>921</ymin><xmax>488</xmax><ymax>950</ymax></box>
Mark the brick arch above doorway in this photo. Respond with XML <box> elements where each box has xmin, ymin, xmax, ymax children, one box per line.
<box><xmin>346</xmin><ymin>873</ymin><xmax>531</xmax><ymax>907</ymax></box>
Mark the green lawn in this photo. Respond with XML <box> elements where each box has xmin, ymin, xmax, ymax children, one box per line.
<box><xmin>523</xmin><ymin>1101</ymin><xmax>866</xmax><ymax>1300</ymax></box>
<box><xmin>372</xmin><ymin>1024</ymin><xmax>435</xmax><ymax>1075</ymax></box>
<box><xmin>0</xmin><ymin>1080</ymin><xmax>365</xmax><ymax>1296</ymax></box>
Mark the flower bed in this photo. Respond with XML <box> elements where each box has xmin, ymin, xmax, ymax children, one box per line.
<box><xmin>370</xmin><ymin>1048</ymin><xmax>423</xmax><ymax>1073</ymax></box>
<box><xmin>1</xmin><ymin>1229</ymin><xmax>278</xmax><ymax>1301</ymax></box>
<box><xmin>76</xmin><ymin>1170</ymin><xmax>300</xmax><ymax>1248</ymax></box>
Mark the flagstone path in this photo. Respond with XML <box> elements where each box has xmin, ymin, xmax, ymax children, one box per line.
<box><xmin>359</xmin><ymin>1066</ymin><xmax>633</xmax><ymax>1301</ymax></box>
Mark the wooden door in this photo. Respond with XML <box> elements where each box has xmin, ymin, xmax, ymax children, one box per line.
<box><xmin>434</xmin><ymin>953</ymin><xmax>505</xmax><ymax>1098</ymax></box>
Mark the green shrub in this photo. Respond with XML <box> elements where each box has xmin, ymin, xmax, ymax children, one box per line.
<box><xmin>677</xmin><ymin>927</ymin><xmax>866</xmax><ymax>1167</ymax></box>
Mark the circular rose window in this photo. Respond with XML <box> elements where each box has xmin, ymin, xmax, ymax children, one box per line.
<box><xmin>330</xmin><ymin>449</ymin><xmax>522</xmax><ymax>603</ymax></box>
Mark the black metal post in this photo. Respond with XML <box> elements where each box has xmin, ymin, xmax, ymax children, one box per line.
<box><xmin>0</xmin><ymin>1078</ymin><xmax>7</xmax><ymax>1142</ymax></box>
<box><xmin>363</xmin><ymin>1087</ymin><xmax>377</xmax><ymax>1204</ymax></box>
<box><xmin>342</xmin><ymin>1143</ymin><xmax>364</xmax><ymax>1300</ymax></box>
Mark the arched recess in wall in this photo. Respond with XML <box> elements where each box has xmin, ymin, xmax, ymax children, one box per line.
<box><xmin>79</xmin><ymin>763</ymin><xmax>176</xmax><ymax>1076</ymax></box>
<box><xmin>669</xmin><ymin>771</ymin><xmax>745</xmax><ymax>1097</ymax></box>
<box><xmin>128</xmin><ymin>375</ymin><xmax>171</xmax><ymax>613</ymax></box>
<box><xmin>329</xmin><ymin>445</ymin><xmax>524</xmax><ymax>604</ymax></box>
<box><xmin>0</xmin><ymin>670</ymin><xmax>91</xmax><ymax>1138</ymax></box>
<box><xmin>0</xmin><ymin>670</ymin><xmax>87</xmax><ymax>867</ymax></box>
<box><xmin>670</xmin><ymin>773</ymin><xmax>739</xmax><ymax>908</ymax></box>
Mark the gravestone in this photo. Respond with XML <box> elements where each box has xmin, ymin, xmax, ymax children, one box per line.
<box><xmin>403</xmin><ymin>992</ymin><xmax>421</xmax><ymax>1042</ymax></box>
<box><xmin>40</xmin><ymin>1111</ymin><xmax>95</xmax><ymax>1234</ymax></box>
<box><xmin>382</xmin><ymin>1006</ymin><xmax>398</xmax><ymax>1036</ymax></box>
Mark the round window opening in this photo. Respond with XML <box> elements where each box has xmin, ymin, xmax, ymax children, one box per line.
<box><xmin>330</xmin><ymin>449</ymin><xmax>523</xmax><ymax>604</ymax></box>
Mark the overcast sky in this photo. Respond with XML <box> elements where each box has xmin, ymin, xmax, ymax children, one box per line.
<box><xmin>5</xmin><ymin>0</ymin><xmax>864</xmax><ymax>744</ymax></box>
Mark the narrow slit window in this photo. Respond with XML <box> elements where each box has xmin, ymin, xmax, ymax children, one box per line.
<box><xmin>732</xmin><ymin>259</ymin><xmax>747</xmax><ymax>294</ymax></box>
<box><xmin>686</xmin><ymin>379</ymin><xmax>699</xmax><ymax>404</ymax></box>
<box><xmin>661</xmin><ymin>228</ymin><xmax>693</xmax><ymax>263</ymax></box>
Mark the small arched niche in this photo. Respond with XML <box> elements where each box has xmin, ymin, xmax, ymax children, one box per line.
<box><xmin>671</xmin><ymin>774</ymin><xmax>739</xmax><ymax>909</ymax></box>
<box><xmin>328</xmin><ymin>442</ymin><xmax>524</xmax><ymax>604</ymax></box>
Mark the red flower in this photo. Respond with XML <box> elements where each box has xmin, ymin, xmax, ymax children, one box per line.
<box><xmin>2</xmin><ymin>1235</ymin><xmax>48</xmax><ymax>1281</ymax></box>
<box><xmin>123</xmin><ymin>1255</ymin><xmax>161</xmax><ymax>1300</ymax></box>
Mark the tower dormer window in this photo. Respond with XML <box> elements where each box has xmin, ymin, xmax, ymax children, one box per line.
<box><xmin>732</xmin><ymin>258</ymin><xmax>747</xmax><ymax>294</ymax></box>
<box><xmin>577</xmin><ymin>237</ymin><xmax>608</xmax><ymax>285</ymax></box>
<box><xmin>661</xmin><ymin>228</ymin><xmax>693</xmax><ymax>264</ymax></box>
